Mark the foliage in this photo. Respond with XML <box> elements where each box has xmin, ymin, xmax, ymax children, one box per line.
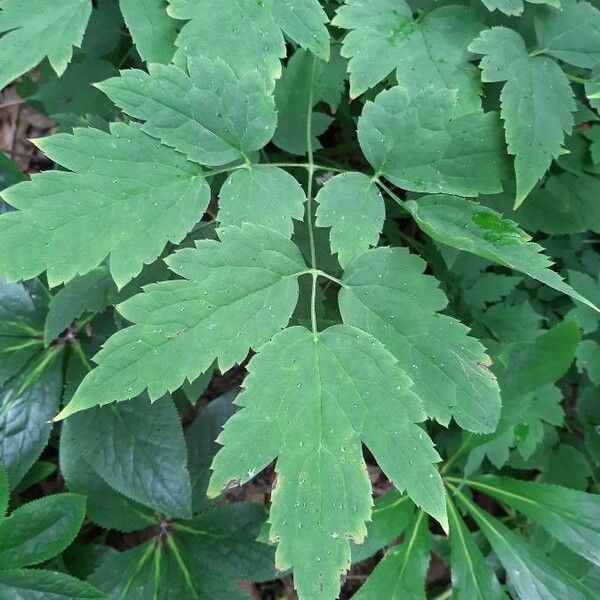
<box><xmin>0</xmin><ymin>0</ymin><xmax>599</xmax><ymax>598</ymax></box>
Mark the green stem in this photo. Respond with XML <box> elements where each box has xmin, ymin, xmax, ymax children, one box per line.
<box><xmin>374</xmin><ymin>178</ymin><xmax>411</xmax><ymax>215</ymax></box>
<box><xmin>306</xmin><ymin>56</ymin><xmax>319</xmax><ymax>335</ymax></box>
<box><xmin>565</xmin><ymin>73</ymin><xmax>587</xmax><ymax>85</ymax></box>
<box><xmin>440</xmin><ymin>433</ymin><xmax>475</xmax><ymax>476</ymax></box>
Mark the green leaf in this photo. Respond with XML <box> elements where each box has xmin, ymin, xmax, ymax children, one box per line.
<box><xmin>60</xmin><ymin>421</ymin><xmax>157</xmax><ymax>533</ymax></box>
<box><xmin>271</xmin><ymin>0</ymin><xmax>330</xmax><ymax>61</ymax></box>
<box><xmin>167</xmin><ymin>0</ymin><xmax>285</xmax><ymax>93</ymax></box>
<box><xmin>577</xmin><ymin>339</ymin><xmax>600</xmax><ymax>385</ymax></box>
<box><xmin>14</xmin><ymin>461</ymin><xmax>57</xmax><ymax>495</ymax></box>
<box><xmin>44</xmin><ymin>267</ymin><xmax>117</xmax><ymax>345</ymax></box>
<box><xmin>0</xmin><ymin>356</ymin><xmax>62</xmax><ymax>489</ymax></box>
<box><xmin>66</xmin><ymin>395</ymin><xmax>192</xmax><ymax>519</ymax></box>
<box><xmin>334</xmin><ymin>3</ymin><xmax>481</xmax><ymax>104</ymax></box>
<box><xmin>0</xmin><ymin>569</ymin><xmax>106</xmax><ymax>599</ymax></box>
<box><xmin>467</xmin><ymin>475</ymin><xmax>600</xmax><ymax>567</ymax></box>
<box><xmin>0</xmin><ymin>464</ymin><xmax>8</xmax><ymax>524</ymax></box>
<box><xmin>535</xmin><ymin>0</ymin><xmax>600</xmax><ymax>68</ymax></box>
<box><xmin>406</xmin><ymin>195</ymin><xmax>599</xmax><ymax>311</ymax></box>
<box><xmin>209</xmin><ymin>325</ymin><xmax>446</xmax><ymax>599</ymax></box>
<box><xmin>469</xmin><ymin>27</ymin><xmax>575</xmax><ymax>206</ymax></box>
<box><xmin>339</xmin><ymin>247</ymin><xmax>502</xmax><ymax>433</ymax></box>
<box><xmin>89</xmin><ymin>504</ymin><xmax>274</xmax><ymax>599</ymax></box>
<box><xmin>479</xmin><ymin>0</ymin><xmax>560</xmax><ymax>17</ymax></box>
<box><xmin>454</xmin><ymin>486</ymin><xmax>594</xmax><ymax>600</ymax></box>
<box><xmin>0</xmin><ymin>123</ymin><xmax>209</xmax><ymax>288</ymax></box>
<box><xmin>359</xmin><ymin>87</ymin><xmax>505</xmax><ymax>196</ymax></box>
<box><xmin>219</xmin><ymin>165</ymin><xmax>305</xmax><ymax>238</ymax></box>
<box><xmin>98</xmin><ymin>58</ymin><xmax>276</xmax><ymax>167</ymax></box>
<box><xmin>447</xmin><ymin>496</ymin><xmax>504</xmax><ymax>600</ymax></box>
<box><xmin>353</xmin><ymin>511</ymin><xmax>429</xmax><ymax>600</ymax></box>
<box><xmin>272</xmin><ymin>48</ymin><xmax>346</xmax><ymax>155</ymax></box>
<box><xmin>568</xmin><ymin>271</ymin><xmax>600</xmax><ymax>333</ymax></box>
<box><xmin>56</xmin><ymin>224</ymin><xmax>306</xmax><ymax>419</ymax></box>
<box><xmin>185</xmin><ymin>390</ymin><xmax>236</xmax><ymax>511</ymax></box>
<box><xmin>0</xmin><ymin>493</ymin><xmax>86</xmax><ymax>569</ymax></box>
<box><xmin>351</xmin><ymin>491</ymin><xmax>414</xmax><ymax>564</ymax></box>
<box><xmin>0</xmin><ymin>0</ymin><xmax>92</xmax><ymax>89</ymax></box>
<box><xmin>315</xmin><ymin>172</ymin><xmax>385</xmax><ymax>269</ymax></box>
<box><xmin>119</xmin><ymin>0</ymin><xmax>177</xmax><ymax>64</ymax></box>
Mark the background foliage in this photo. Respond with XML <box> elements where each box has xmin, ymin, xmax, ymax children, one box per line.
<box><xmin>0</xmin><ymin>0</ymin><xmax>599</xmax><ymax>598</ymax></box>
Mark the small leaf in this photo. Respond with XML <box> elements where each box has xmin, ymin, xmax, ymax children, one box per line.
<box><xmin>119</xmin><ymin>0</ymin><xmax>177</xmax><ymax>64</ymax></box>
<box><xmin>469</xmin><ymin>27</ymin><xmax>575</xmax><ymax>206</ymax></box>
<box><xmin>359</xmin><ymin>87</ymin><xmax>505</xmax><ymax>196</ymax></box>
<box><xmin>56</xmin><ymin>224</ymin><xmax>306</xmax><ymax>419</ymax></box>
<box><xmin>0</xmin><ymin>123</ymin><xmax>209</xmax><ymax>288</ymax></box>
<box><xmin>406</xmin><ymin>195</ymin><xmax>599</xmax><ymax>311</ymax></box>
<box><xmin>315</xmin><ymin>172</ymin><xmax>385</xmax><ymax>268</ymax></box>
<box><xmin>0</xmin><ymin>0</ymin><xmax>92</xmax><ymax>89</ymax></box>
<box><xmin>219</xmin><ymin>165</ymin><xmax>305</xmax><ymax>238</ymax></box>
<box><xmin>0</xmin><ymin>493</ymin><xmax>86</xmax><ymax>569</ymax></box>
<box><xmin>353</xmin><ymin>511</ymin><xmax>429</xmax><ymax>600</ymax></box>
<box><xmin>209</xmin><ymin>325</ymin><xmax>445</xmax><ymax>599</ymax></box>
<box><xmin>467</xmin><ymin>475</ymin><xmax>600</xmax><ymax>567</ymax></box>
<box><xmin>340</xmin><ymin>247</ymin><xmax>502</xmax><ymax>433</ymax></box>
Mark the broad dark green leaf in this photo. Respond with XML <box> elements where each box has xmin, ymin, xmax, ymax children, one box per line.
<box><xmin>0</xmin><ymin>0</ymin><xmax>92</xmax><ymax>89</ymax></box>
<box><xmin>66</xmin><ymin>395</ymin><xmax>192</xmax><ymax>519</ymax></box>
<box><xmin>340</xmin><ymin>247</ymin><xmax>502</xmax><ymax>433</ymax></box>
<box><xmin>0</xmin><ymin>569</ymin><xmax>106</xmax><ymax>599</ymax></box>
<box><xmin>455</xmin><ymin>487</ymin><xmax>594</xmax><ymax>600</ymax></box>
<box><xmin>0</xmin><ymin>123</ymin><xmax>209</xmax><ymax>287</ymax></box>
<box><xmin>0</xmin><ymin>493</ymin><xmax>86</xmax><ymax>569</ymax></box>
<box><xmin>447</xmin><ymin>496</ymin><xmax>504</xmax><ymax>600</ymax></box>
<box><xmin>359</xmin><ymin>87</ymin><xmax>505</xmax><ymax>196</ymax></box>
<box><xmin>353</xmin><ymin>511</ymin><xmax>429</xmax><ymax>599</ymax></box>
<box><xmin>56</xmin><ymin>224</ymin><xmax>306</xmax><ymax>419</ymax></box>
<box><xmin>467</xmin><ymin>475</ymin><xmax>600</xmax><ymax>567</ymax></box>
<box><xmin>209</xmin><ymin>325</ymin><xmax>445</xmax><ymax>599</ymax></box>
<box><xmin>406</xmin><ymin>195</ymin><xmax>599</xmax><ymax>311</ymax></box>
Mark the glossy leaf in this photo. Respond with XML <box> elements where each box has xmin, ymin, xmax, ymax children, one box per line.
<box><xmin>0</xmin><ymin>569</ymin><xmax>106</xmax><ymax>599</ymax></box>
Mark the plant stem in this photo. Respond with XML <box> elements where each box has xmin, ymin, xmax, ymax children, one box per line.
<box><xmin>440</xmin><ymin>433</ymin><xmax>475</xmax><ymax>476</ymax></box>
<box><xmin>374</xmin><ymin>178</ymin><xmax>411</xmax><ymax>215</ymax></box>
<box><xmin>306</xmin><ymin>56</ymin><xmax>318</xmax><ymax>335</ymax></box>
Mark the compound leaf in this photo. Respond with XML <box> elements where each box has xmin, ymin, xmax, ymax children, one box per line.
<box><xmin>467</xmin><ymin>475</ymin><xmax>600</xmax><ymax>567</ymax></box>
<box><xmin>535</xmin><ymin>0</ymin><xmax>600</xmax><ymax>68</ymax></box>
<box><xmin>469</xmin><ymin>27</ymin><xmax>575</xmax><ymax>206</ymax></box>
<box><xmin>119</xmin><ymin>0</ymin><xmax>177</xmax><ymax>64</ymax></box>
<box><xmin>353</xmin><ymin>511</ymin><xmax>429</xmax><ymax>600</ymax></box>
<box><xmin>98</xmin><ymin>58</ymin><xmax>275</xmax><ymax>167</ymax></box>
<box><xmin>209</xmin><ymin>324</ymin><xmax>445</xmax><ymax>600</ymax></box>
<box><xmin>479</xmin><ymin>0</ymin><xmax>559</xmax><ymax>17</ymax></box>
<box><xmin>0</xmin><ymin>123</ymin><xmax>209</xmax><ymax>288</ymax></box>
<box><xmin>0</xmin><ymin>493</ymin><xmax>86</xmax><ymax>569</ymax></box>
<box><xmin>0</xmin><ymin>569</ymin><xmax>105</xmax><ymax>599</ymax></box>
<box><xmin>219</xmin><ymin>166</ymin><xmax>305</xmax><ymax>238</ymax></box>
<box><xmin>359</xmin><ymin>87</ymin><xmax>505</xmax><ymax>197</ymax></box>
<box><xmin>447</xmin><ymin>496</ymin><xmax>504</xmax><ymax>600</ymax></box>
<box><xmin>406</xmin><ymin>195</ymin><xmax>599</xmax><ymax>311</ymax></box>
<box><xmin>339</xmin><ymin>247</ymin><xmax>501</xmax><ymax>433</ymax></box>
<box><xmin>0</xmin><ymin>0</ymin><xmax>92</xmax><ymax>89</ymax></box>
<box><xmin>315</xmin><ymin>172</ymin><xmax>385</xmax><ymax>269</ymax></box>
<box><xmin>65</xmin><ymin>395</ymin><xmax>192</xmax><ymax>519</ymax></box>
<box><xmin>56</xmin><ymin>224</ymin><xmax>306</xmax><ymax>419</ymax></box>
